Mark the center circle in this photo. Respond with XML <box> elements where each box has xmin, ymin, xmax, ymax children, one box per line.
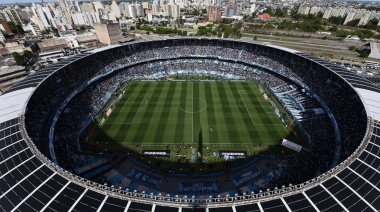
<box><xmin>178</xmin><ymin>97</ymin><xmax>207</xmax><ymax>113</ymax></box>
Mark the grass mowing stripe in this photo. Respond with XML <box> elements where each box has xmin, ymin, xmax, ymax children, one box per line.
<box><xmin>243</xmin><ymin>82</ymin><xmax>276</xmax><ymax>125</ymax></box>
<box><xmin>162</xmin><ymin>82</ymin><xmax>183</xmax><ymax>144</ymax></box>
<box><xmin>105</xmin><ymin>82</ymin><xmax>138</xmax><ymax>126</ymax></box>
<box><xmin>203</xmin><ymin>82</ymin><xmax>219</xmax><ymax>144</ymax></box>
<box><xmin>150</xmin><ymin>82</ymin><xmax>177</xmax><ymax>144</ymax></box>
<box><xmin>245</xmin><ymin>82</ymin><xmax>288</xmax><ymax>140</ymax></box>
<box><xmin>93</xmin><ymin>81</ymin><xmax>285</xmax><ymax>152</ymax></box>
<box><xmin>183</xmin><ymin>83</ymin><xmax>193</xmax><ymax>144</ymax></box>
<box><xmin>197</xmin><ymin>82</ymin><xmax>208</xmax><ymax>145</ymax></box>
<box><xmin>174</xmin><ymin>82</ymin><xmax>187</xmax><ymax>143</ymax></box>
<box><xmin>216</xmin><ymin>82</ymin><xmax>240</xmax><ymax>144</ymax></box>
<box><xmin>235</xmin><ymin>83</ymin><xmax>267</xmax><ymax>142</ymax></box>
<box><xmin>234</xmin><ymin>82</ymin><xmax>258</xmax><ymax>143</ymax></box>
<box><xmin>228</xmin><ymin>82</ymin><xmax>254</xmax><ymax>142</ymax></box>
<box><xmin>193</xmin><ymin>82</ymin><xmax>201</xmax><ymax>142</ymax></box>
<box><xmin>233</xmin><ymin>82</ymin><xmax>263</xmax><ymax>142</ymax></box>
<box><xmin>117</xmin><ymin>82</ymin><xmax>149</xmax><ymax>124</ymax></box>
<box><xmin>238</xmin><ymin>84</ymin><xmax>266</xmax><ymax>125</ymax></box>
<box><xmin>130</xmin><ymin>82</ymin><xmax>165</xmax><ymax>144</ymax></box>
<box><xmin>122</xmin><ymin>82</ymin><xmax>156</xmax><ymax>143</ymax></box>
<box><xmin>241</xmin><ymin>83</ymin><xmax>275</xmax><ymax>140</ymax></box>
<box><xmin>113</xmin><ymin>82</ymin><xmax>138</xmax><ymax>114</ymax></box>
<box><xmin>104</xmin><ymin>82</ymin><xmax>148</xmax><ymax>140</ymax></box>
<box><xmin>210</xmin><ymin>82</ymin><xmax>230</xmax><ymax>144</ymax></box>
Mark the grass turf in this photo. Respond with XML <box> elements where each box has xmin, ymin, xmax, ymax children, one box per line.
<box><xmin>94</xmin><ymin>81</ymin><xmax>289</xmax><ymax>150</ymax></box>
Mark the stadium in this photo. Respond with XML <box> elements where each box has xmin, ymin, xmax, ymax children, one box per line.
<box><xmin>0</xmin><ymin>38</ymin><xmax>380</xmax><ymax>211</ymax></box>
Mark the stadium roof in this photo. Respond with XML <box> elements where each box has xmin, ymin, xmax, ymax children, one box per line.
<box><xmin>0</xmin><ymin>87</ymin><xmax>33</xmax><ymax>123</ymax></box>
<box><xmin>265</xmin><ymin>43</ymin><xmax>301</xmax><ymax>54</ymax></box>
<box><xmin>355</xmin><ymin>88</ymin><xmax>380</xmax><ymax>120</ymax></box>
<box><xmin>118</xmin><ymin>37</ymin><xmax>135</xmax><ymax>43</ymax></box>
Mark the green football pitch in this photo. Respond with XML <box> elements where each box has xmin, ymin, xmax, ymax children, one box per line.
<box><xmin>94</xmin><ymin>81</ymin><xmax>289</xmax><ymax>148</ymax></box>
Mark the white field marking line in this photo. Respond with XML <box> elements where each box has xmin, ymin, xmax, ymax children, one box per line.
<box><xmin>253</xmin><ymin>83</ymin><xmax>278</xmax><ymax>113</ymax></box>
<box><xmin>251</xmin><ymin>85</ymin><xmax>292</xmax><ymax>133</ymax></box>
<box><xmin>240</xmin><ymin>88</ymin><xmax>273</xmax><ymax>114</ymax></box>
<box><xmin>103</xmin><ymin>101</ymin><xmax>147</xmax><ymax>125</ymax></box>
<box><xmin>178</xmin><ymin>97</ymin><xmax>208</xmax><ymax>114</ymax></box>
<box><xmin>120</xmin><ymin>96</ymin><xmax>132</xmax><ymax>111</ymax></box>
<box><xmin>137</xmin><ymin>99</ymin><xmax>148</xmax><ymax>111</ymax></box>
<box><xmin>238</xmin><ymin>99</ymin><xmax>247</xmax><ymax>111</ymax></box>
<box><xmin>125</xmin><ymin>91</ymin><xmax>149</xmax><ymax>124</ymax></box>
<box><xmin>237</xmin><ymin>90</ymin><xmax>255</xmax><ymax>125</ymax></box>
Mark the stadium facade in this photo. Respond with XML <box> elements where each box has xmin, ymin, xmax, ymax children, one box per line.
<box><xmin>0</xmin><ymin>38</ymin><xmax>380</xmax><ymax>211</ymax></box>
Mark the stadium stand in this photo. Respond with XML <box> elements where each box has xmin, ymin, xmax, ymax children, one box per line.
<box><xmin>0</xmin><ymin>38</ymin><xmax>379</xmax><ymax>211</ymax></box>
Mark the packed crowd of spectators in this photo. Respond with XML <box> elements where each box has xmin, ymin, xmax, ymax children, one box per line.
<box><xmin>289</xmin><ymin>63</ymin><xmax>367</xmax><ymax>161</ymax></box>
<box><xmin>24</xmin><ymin>40</ymin><xmax>367</xmax><ymax>193</ymax></box>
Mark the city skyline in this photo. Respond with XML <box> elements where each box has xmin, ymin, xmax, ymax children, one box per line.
<box><xmin>0</xmin><ymin>0</ymin><xmax>378</xmax><ymax>6</ymax></box>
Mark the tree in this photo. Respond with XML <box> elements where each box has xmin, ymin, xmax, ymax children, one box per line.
<box><xmin>360</xmin><ymin>52</ymin><xmax>369</xmax><ymax>58</ymax></box>
<box><xmin>265</xmin><ymin>7</ymin><xmax>275</xmax><ymax>16</ymax></box>
<box><xmin>7</xmin><ymin>21</ymin><xmax>24</xmax><ymax>35</ymax></box>
<box><xmin>130</xmin><ymin>26</ymin><xmax>136</xmax><ymax>31</ymax></box>
<box><xmin>275</xmin><ymin>8</ymin><xmax>287</xmax><ymax>17</ymax></box>
<box><xmin>140</xmin><ymin>25</ymin><xmax>153</xmax><ymax>31</ymax></box>
<box><xmin>336</xmin><ymin>30</ymin><xmax>349</xmax><ymax>38</ymax></box>
<box><xmin>7</xmin><ymin>21</ymin><xmax>16</xmax><ymax>32</ymax></box>
<box><xmin>30</xmin><ymin>43</ymin><xmax>40</xmax><ymax>53</ymax></box>
<box><xmin>355</xmin><ymin>29</ymin><xmax>375</xmax><ymax>40</ymax></box>
<box><xmin>230</xmin><ymin>26</ymin><xmax>242</xmax><ymax>39</ymax></box>
<box><xmin>364</xmin><ymin>18</ymin><xmax>379</xmax><ymax>30</ymax></box>
<box><xmin>23</xmin><ymin>50</ymin><xmax>33</xmax><ymax>59</ymax></box>
<box><xmin>253</xmin><ymin>36</ymin><xmax>258</xmax><ymax>40</ymax></box>
<box><xmin>290</xmin><ymin>6</ymin><xmax>300</xmax><ymax>20</ymax></box>
<box><xmin>11</xmin><ymin>52</ymin><xmax>25</xmax><ymax>66</ymax></box>
<box><xmin>79</xmin><ymin>25</ymin><xmax>86</xmax><ymax>31</ymax></box>
<box><xmin>328</xmin><ymin>26</ymin><xmax>338</xmax><ymax>32</ymax></box>
<box><xmin>50</xmin><ymin>26</ymin><xmax>60</xmax><ymax>37</ymax></box>
<box><xmin>329</xmin><ymin>16</ymin><xmax>346</xmax><ymax>25</ymax></box>
<box><xmin>234</xmin><ymin>21</ymin><xmax>243</xmax><ymax>29</ymax></box>
<box><xmin>316</xmin><ymin>11</ymin><xmax>324</xmax><ymax>19</ymax></box>
<box><xmin>346</xmin><ymin>19</ymin><xmax>360</xmax><ymax>27</ymax></box>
